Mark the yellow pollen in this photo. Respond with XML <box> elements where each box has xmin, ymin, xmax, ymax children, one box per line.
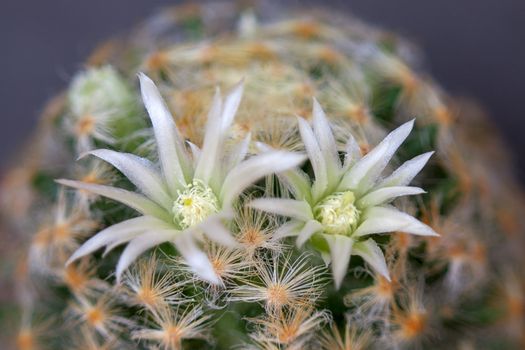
<box><xmin>247</xmin><ymin>43</ymin><xmax>276</xmax><ymax>61</ymax></box>
<box><xmin>33</xmin><ymin>228</ymin><xmax>51</xmax><ymax>247</ymax></box>
<box><xmin>86</xmin><ymin>307</ymin><xmax>105</xmax><ymax>327</ymax></box>
<box><xmin>267</xmin><ymin>283</ymin><xmax>289</xmax><ymax>309</ymax></box>
<box><xmin>377</xmin><ymin>276</ymin><xmax>395</xmax><ymax>298</ymax></box>
<box><xmin>164</xmin><ymin>325</ymin><xmax>183</xmax><ymax>345</ymax></box>
<box><xmin>76</xmin><ymin>115</ymin><xmax>96</xmax><ymax>135</ymax></box>
<box><xmin>241</xmin><ymin>228</ymin><xmax>264</xmax><ymax>247</ymax></box>
<box><xmin>314</xmin><ymin>191</ymin><xmax>360</xmax><ymax>236</ymax></box>
<box><xmin>173</xmin><ymin>180</ymin><xmax>219</xmax><ymax>229</ymax></box>
<box><xmin>400</xmin><ymin>312</ymin><xmax>427</xmax><ymax>339</ymax></box>
<box><xmin>318</xmin><ymin>47</ymin><xmax>343</xmax><ymax>65</ymax></box>
<box><xmin>345</xmin><ymin>104</ymin><xmax>369</xmax><ymax>124</ymax></box>
<box><xmin>211</xmin><ymin>257</ymin><xmax>226</xmax><ymax>278</ymax></box>
<box><xmin>292</xmin><ymin>21</ymin><xmax>321</xmax><ymax>39</ymax></box>
<box><xmin>137</xmin><ymin>287</ymin><xmax>158</xmax><ymax>307</ymax></box>
<box><xmin>147</xmin><ymin>51</ymin><xmax>169</xmax><ymax>71</ymax></box>
<box><xmin>278</xmin><ymin>324</ymin><xmax>299</xmax><ymax>344</ymax></box>
<box><xmin>64</xmin><ymin>265</ymin><xmax>87</xmax><ymax>292</ymax></box>
<box><xmin>53</xmin><ymin>223</ymin><xmax>71</xmax><ymax>241</ymax></box>
<box><xmin>433</xmin><ymin>106</ymin><xmax>454</xmax><ymax>126</ymax></box>
<box><xmin>81</xmin><ymin>171</ymin><xmax>103</xmax><ymax>184</ymax></box>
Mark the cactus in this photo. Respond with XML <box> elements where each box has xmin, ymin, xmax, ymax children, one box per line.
<box><xmin>1</xmin><ymin>2</ymin><xmax>524</xmax><ymax>349</ymax></box>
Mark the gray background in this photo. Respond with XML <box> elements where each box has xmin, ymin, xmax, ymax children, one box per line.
<box><xmin>1</xmin><ymin>0</ymin><xmax>524</xmax><ymax>180</ymax></box>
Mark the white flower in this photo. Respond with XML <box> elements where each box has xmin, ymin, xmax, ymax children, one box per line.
<box><xmin>250</xmin><ymin>99</ymin><xmax>438</xmax><ymax>289</ymax></box>
<box><xmin>58</xmin><ymin>73</ymin><xmax>305</xmax><ymax>284</ymax></box>
<box><xmin>69</xmin><ymin>66</ymin><xmax>134</xmax><ymax>117</ymax></box>
<box><xmin>67</xmin><ymin>66</ymin><xmax>136</xmax><ymax>152</ymax></box>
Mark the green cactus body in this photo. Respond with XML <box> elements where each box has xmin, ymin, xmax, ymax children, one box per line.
<box><xmin>1</xmin><ymin>3</ymin><xmax>524</xmax><ymax>350</ymax></box>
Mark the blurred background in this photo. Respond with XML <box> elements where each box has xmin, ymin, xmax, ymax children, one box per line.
<box><xmin>1</xmin><ymin>0</ymin><xmax>524</xmax><ymax>180</ymax></box>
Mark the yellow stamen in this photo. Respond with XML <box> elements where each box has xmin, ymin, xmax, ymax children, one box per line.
<box><xmin>314</xmin><ymin>191</ymin><xmax>360</xmax><ymax>236</ymax></box>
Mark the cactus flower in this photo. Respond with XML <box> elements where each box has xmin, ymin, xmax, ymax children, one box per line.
<box><xmin>250</xmin><ymin>100</ymin><xmax>438</xmax><ymax>288</ymax></box>
<box><xmin>58</xmin><ymin>74</ymin><xmax>305</xmax><ymax>284</ymax></box>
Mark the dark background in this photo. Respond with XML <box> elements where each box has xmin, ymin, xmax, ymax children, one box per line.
<box><xmin>1</xmin><ymin>0</ymin><xmax>524</xmax><ymax>180</ymax></box>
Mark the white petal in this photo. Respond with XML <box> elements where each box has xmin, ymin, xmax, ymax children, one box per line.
<box><xmin>323</xmin><ymin>234</ymin><xmax>354</xmax><ymax>289</ymax></box>
<box><xmin>68</xmin><ymin>219</ymin><xmax>142</xmax><ymax>264</ymax></box>
<box><xmin>199</xmin><ymin>216</ymin><xmax>239</xmax><ymax>248</ymax></box>
<box><xmin>296</xmin><ymin>220</ymin><xmax>323</xmax><ymax>248</ymax></box>
<box><xmin>353</xmin><ymin>238</ymin><xmax>390</xmax><ymax>281</ymax></box>
<box><xmin>57</xmin><ymin>179</ymin><xmax>170</xmax><ymax>221</ymax></box>
<box><xmin>139</xmin><ymin>73</ymin><xmax>190</xmax><ymax>193</ymax></box>
<box><xmin>225</xmin><ymin>132</ymin><xmax>251</xmax><ymax>172</ymax></box>
<box><xmin>255</xmin><ymin>142</ymin><xmax>312</xmax><ymax>201</ymax></box>
<box><xmin>362</xmin><ymin>119</ymin><xmax>415</xmax><ymax>183</ymax></box>
<box><xmin>220</xmin><ymin>151</ymin><xmax>306</xmax><ymax>207</ymax></box>
<box><xmin>379</xmin><ymin>151</ymin><xmax>434</xmax><ymax>188</ymax></box>
<box><xmin>84</xmin><ymin>149</ymin><xmax>172</xmax><ymax>210</ymax></box>
<box><xmin>339</xmin><ymin>119</ymin><xmax>414</xmax><ymax>193</ymax></box>
<box><xmin>249</xmin><ymin>198</ymin><xmax>313</xmax><ymax>222</ymax></box>
<box><xmin>273</xmin><ymin>220</ymin><xmax>303</xmax><ymax>240</ymax></box>
<box><xmin>354</xmin><ymin>206</ymin><xmax>439</xmax><ymax>237</ymax></box>
<box><xmin>356</xmin><ymin>186</ymin><xmax>425</xmax><ymax>208</ymax></box>
<box><xmin>297</xmin><ymin>116</ymin><xmax>328</xmax><ymax>200</ymax></box>
<box><xmin>103</xmin><ymin>237</ymin><xmax>142</xmax><ymax>257</ymax></box>
<box><xmin>320</xmin><ymin>252</ymin><xmax>331</xmax><ymax>266</ymax></box>
<box><xmin>220</xmin><ymin>79</ymin><xmax>244</xmax><ymax>132</ymax></box>
<box><xmin>254</xmin><ymin>141</ymin><xmax>270</xmax><ymax>152</ymax></box>
<box><xmin>278</xmin><ymin>168</ymin><xmax>312</xmax><ymax>203</ymax></box>
<box><xmin>103</xmin><ymin>218</ymin><xmax>179</xmax><ymax>256</ymax></box>
<box><xmin>343</xmin><ymin>133</ymin><xmax>361</xmax><ymax>171</ymax></box>
<box><xmin>67</xmin><ymin>216</ymin><xmax>172</xmax><ymax>264</ymax></box>
<box><xmin>312</xmin><ymin>98</ymin><xmax>340</xmax><ymax>182</ymax></box>
<box><xmin>116</xmin><ymin>229</ymin><xmax>176</xmax><ymax>283</ymax></box>
<box><xmin>174</xmin><ymin>232</ymin><xmax>220</xmax><ymax>284</ymax></box>
<box><xmin>187</xmin><ymin>141</ymin><xmax>201</xmax><ymax>167</ymax></box>
<box><xmin>340</xmin><ymin>141</ymin><xmax>391</xmax><ymax>191</ymax></box>
<box><xmin>195</xmin><ymin>88</ymin><xmax>223</xmax><ymax>185</ymax></box>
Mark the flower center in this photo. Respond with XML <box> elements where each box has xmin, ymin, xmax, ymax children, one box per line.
<box><xmin>173</xmin><ymin>180</ymin><xmax>219</xmax><ymax>229</ymax></box>
<box><xmin>313</xmin><ymin>191</ymin><xmax>360</xmax><ymax>236</ymax></box>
